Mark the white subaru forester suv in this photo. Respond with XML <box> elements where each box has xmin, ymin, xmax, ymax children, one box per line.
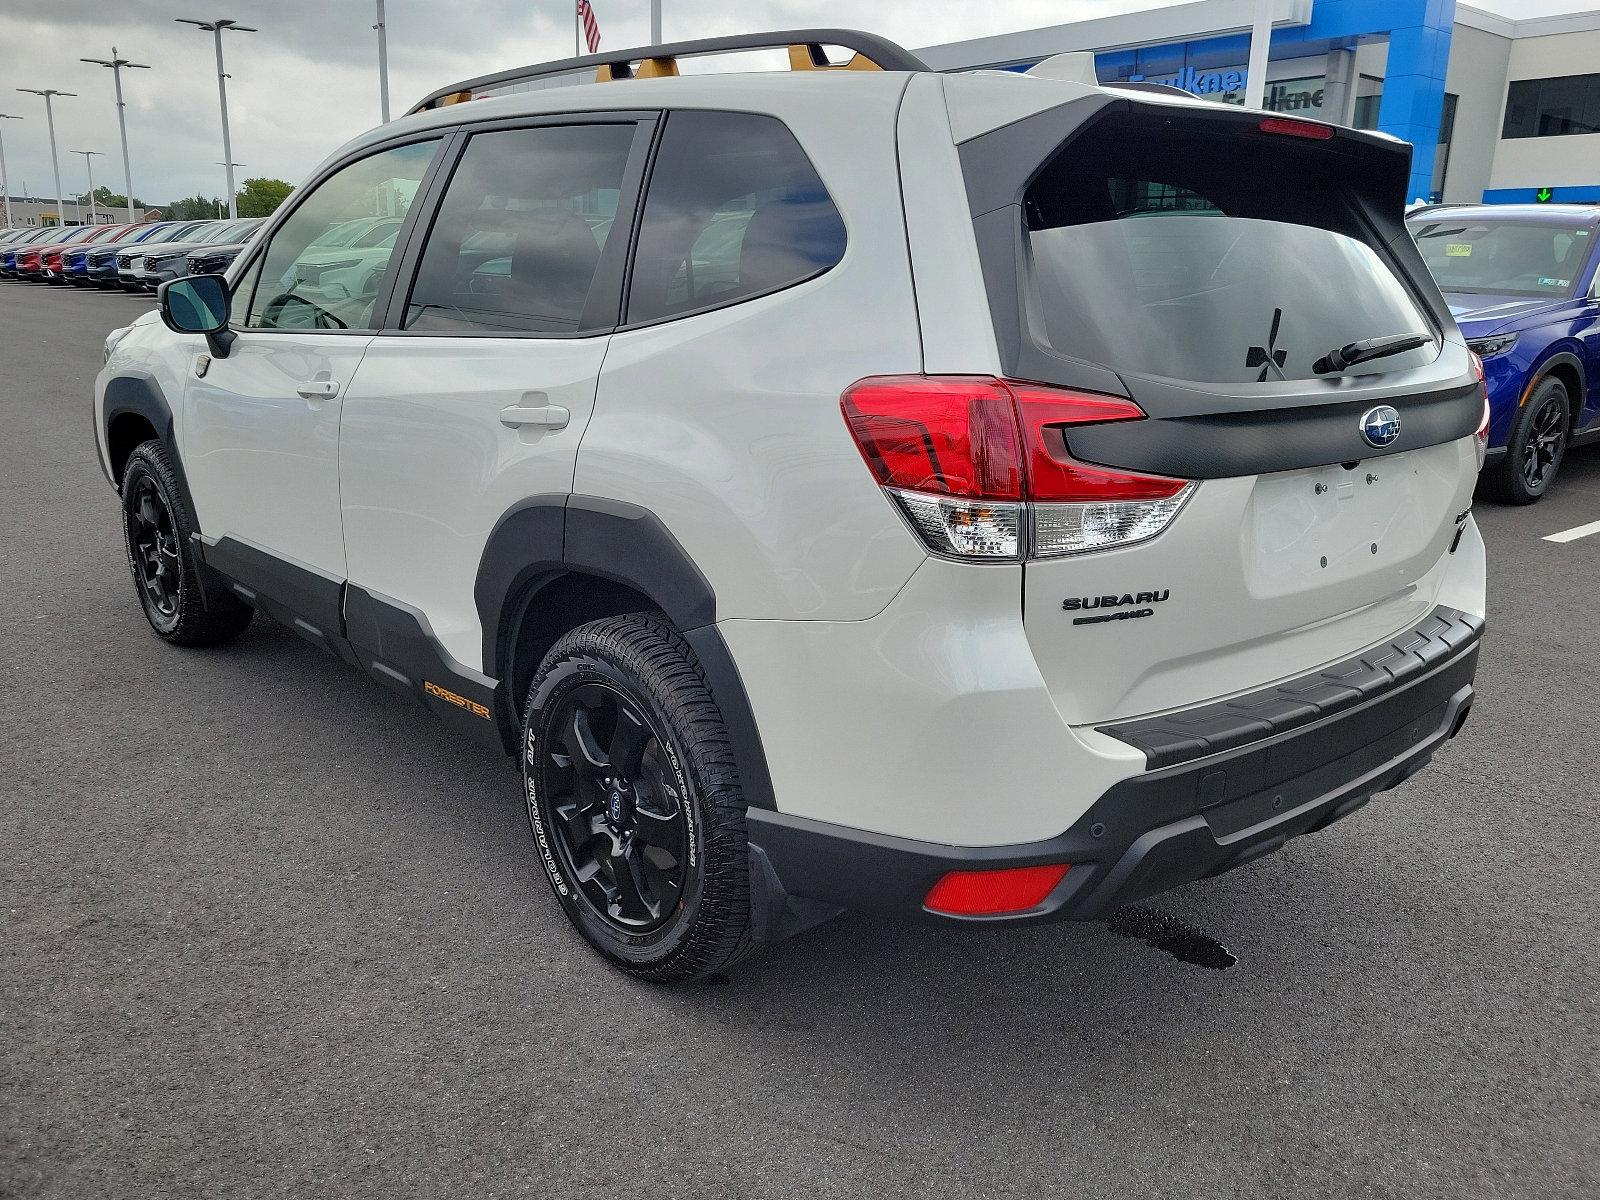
<box><xmin>96</xmin><ymin>30</ymin><xmax>1488</xmax><ymax>982</ymax></box>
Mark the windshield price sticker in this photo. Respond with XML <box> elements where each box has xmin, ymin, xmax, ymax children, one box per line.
<box><xmin>1445</xmin><ymin>244</ymin><xmax>1473</xmax><ymax>257</ymax></box>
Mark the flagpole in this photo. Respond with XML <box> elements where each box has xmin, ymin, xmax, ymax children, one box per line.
<box><xmin>574</xmin><ymin>1</ymin><xmax>580</xmax><ymax>56</ymax></box>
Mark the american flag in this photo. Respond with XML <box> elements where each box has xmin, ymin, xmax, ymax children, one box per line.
<box><xmin>578</xmin><ymin>0</ymin><xmax>601</xmax><ymax>53</ymax></box>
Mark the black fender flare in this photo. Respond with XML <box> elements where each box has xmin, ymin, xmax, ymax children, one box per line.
<box><xmin>101</xmin><ymin>370</ymin><xmax>237</xmax><ymax>613</ymax></box>
<box><xmin>1527</xmin><ymin>350</ymin><xmax>1587</xmax><ymax>421</ymax></box>
<box><xmin>475</xmin><ymin>494</ymin><xmax>776</xmax><ymax>810</ymax></box>
<box><xmin>102</xmin><ymin>371</ymin><xmax>180</xmax><ymax>493</ymax></box>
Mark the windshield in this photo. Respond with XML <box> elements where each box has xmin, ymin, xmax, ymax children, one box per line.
<box><xmin>1410</xmin><ymin>219</ymin><xmax>1593</xmax><ymax>297</ymax></box>
<box><xmin>1022</xmin><ymin>127</ymin><xmax>1435</xmax><ymax>385</ymax></box>
<box><xmin>142</xmin><ymin>223</ymin><xmax>204</xmax><ymax>245</ymax></box>
<box><xmin>308</xmin><ymin>218</ymin><xmax>380</xmax><ymax>248</ymax></box>
<box><xmin>196</xmin><ymin>220</ymin><xmax>248</xmax><ymax>245</ymax></box>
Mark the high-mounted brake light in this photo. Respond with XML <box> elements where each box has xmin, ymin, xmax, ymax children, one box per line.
<box><xmin>1258</xmin><ymin>116</ymin><xmax>1335</xmax><ymax>141</ymax></box>
<box><xmin>924</xmin><ymin>863</ymin><xmax>1071</xmax><ymax>917</ymax></box>
<box><xmin>842</xmin><ymin>376</ymin><xmax>1195</xmax><ymax>560</ymax></box>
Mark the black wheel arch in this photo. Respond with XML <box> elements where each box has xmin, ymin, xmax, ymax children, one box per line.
<box><xmin>102</xmin><ymin>372</ymin><xmax>241</xmax><ymax>612</ymax></box>
<box><xmin>103</xmin><ymin>372</ymin><xmax>185</xmax><ymax>498</ymax></box>
<box><xmin>477</xmin><ymin>495</ymin><xmax>776</xmax><ymax>809</ymax></box>
<box><xmin>1530</xmin><ymin>351</ymin><xmax>1586</xmax><ymax>430</ymax></box>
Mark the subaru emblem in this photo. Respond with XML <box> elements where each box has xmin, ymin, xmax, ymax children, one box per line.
<box><xmin>1360</xmin><ymin>405</ymin><xmax>1401</xmax><ymax>449</ymax></box>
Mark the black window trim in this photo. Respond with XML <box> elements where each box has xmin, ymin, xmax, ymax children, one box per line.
<box><xmin>613</xmin><ymin>107</ymin><xmax>850</xmax><ymax>334</ymax></box>
<box><xmin>222</xmin><ymin>129</ymin><xmax>456</xmax><ymax>337</ymax></box>
<box><xmin>376</xmin><ymin>109</ymin><xmax>660</xmax><ymax>341</ymax></box>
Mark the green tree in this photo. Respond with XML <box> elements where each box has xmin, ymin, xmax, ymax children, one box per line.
<box><xmin>235</xmin><ymin>177</ymin><xmax>293</xmax><ymax>218</ymax></box>
<box><xmin>74</xmin><ymin>185</ymin><xmax>144</xmax><ymax>212</ymax></box>
<box><xmin>164</xmin><ymin>194</ymin><xmax>225</xmax><ymax>221</ymax></box>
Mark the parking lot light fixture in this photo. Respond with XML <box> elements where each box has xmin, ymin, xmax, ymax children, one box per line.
<box><xmin>70</xmin><ymin>150</ymin><xmax>105</xmax><ymax>223</ymax></box>
<box><xmin>80</xmin><ymin>50</ymin><xmax>152</xmax><ymax>223</ymax></box>
<box><xmin>374</xmin><ymin>0</ymin><xmax>391</xmax><ymax>123</ymax></box>
<box><xmin>0</xmin><ymin>114</ymin><xmax>21</xmax><ymax>226</ymax></box>
<box><xmin>16</xmin><ymin>88</ymin><xmax>76</xmax><ymax>227</ymax></box>
<box><xmin>176</xmin><ymin>18</ymin><xmax>258</xmax><ymax>220</ymax></box>
<box><xmin>215</xmin><ymin>162</ymin><xmax>244</xmax><ymax>218</ymax></box>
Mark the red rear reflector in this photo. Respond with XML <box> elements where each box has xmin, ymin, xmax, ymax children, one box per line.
<box><xmin>923</xmin><ymin>863</ymin><xmax>1071</xmax><ymax>917</ymax></box>
<box><xmin>1258</xmin><ymin>116</ymin><xmax>1335</xmax><ymax>140</ymax></box>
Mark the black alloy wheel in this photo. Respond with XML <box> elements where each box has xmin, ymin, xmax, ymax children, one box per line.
<box><xmin>128</xmin><ymin>475</ymin><xmax>183</xmax><ymax>629</ymax></box>
<box><xmin>536</xmin><ymin>681</ymin><xmax>689</xmax><ymax>932</ymax></box>
<box><xmin>1521</xmin><ymin>390</ymin><xmax>1567</xmax><ymax>493</ymax></box>
<box><xmin>521</xmin><ymin>613</ymin><xmax>758</xmax><ymax>983</ymax></box>
<box><xmin>119</xmin><ymin>440</ymin><xmax>253</xmax><ymax>646</ymax></box>
<box><xmin>1480</xmin><ymin>375</ymin><xmax>1570</xmax><ymax>505</ymax></box>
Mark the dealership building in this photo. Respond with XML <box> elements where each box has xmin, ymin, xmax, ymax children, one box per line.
<box><xmin>1</xmin><ymin>195</ymin><xmax>153</xmax><ymax>227</ymax></box>
<box><xmin>921</xmin><ymin>0</ymin><xmax>1600</xmax><ymax>206</ymax></box>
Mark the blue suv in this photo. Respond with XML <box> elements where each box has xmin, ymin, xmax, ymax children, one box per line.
<box><xmin>1409</xmin><ymin>204</ymin><xmax>1600</xmax><ymax>503</ymax></box>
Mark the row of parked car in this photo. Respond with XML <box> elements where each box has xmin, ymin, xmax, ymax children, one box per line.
<box><xmin>0</xmin><ymin>217</ymin><xmax>262</xmax><ymax>291</ymax></box>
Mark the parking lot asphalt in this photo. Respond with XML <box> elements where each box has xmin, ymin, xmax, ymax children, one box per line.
<box><xmin>3</xmin><ymin>282</ymin><xmax>1598</xmax><ymax>1200</ymax></box>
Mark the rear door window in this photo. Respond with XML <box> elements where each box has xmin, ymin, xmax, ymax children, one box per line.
<box><xmin>1021</xmin><ymin>123</ymin><xmax>1435</xmax><ymax>385</ymax></box>
<box><xmin>403</xmin><ymin>122</ymin><xmax>636</xmax><ymax>334</ymax></box>
<box><xmin>626</xmin><ymin>111</ymin><xmax>846</xmax><ymax>324</ymax></box>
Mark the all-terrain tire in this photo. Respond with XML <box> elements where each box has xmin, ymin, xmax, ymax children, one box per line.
<box><xmin>522</xmin><ymin>612</ymin><xmax>757</xmax><ymax>984</ymax></box>
<box><xmin>120</xmin><ymin>440</ymin><xmax>254</xmax><ymax>646</ymax></box>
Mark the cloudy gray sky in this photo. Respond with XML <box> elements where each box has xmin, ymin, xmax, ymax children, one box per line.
<box><xmin>0</xmin><ymin>0</ymin><xmax>1587</xmax><ymax>206</ymax></box>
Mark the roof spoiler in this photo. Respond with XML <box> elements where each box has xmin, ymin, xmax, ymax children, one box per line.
<box><xmin>408</xmin><ymin>28</ymin><xmax>928</xmax><ymax>114</ymax></box>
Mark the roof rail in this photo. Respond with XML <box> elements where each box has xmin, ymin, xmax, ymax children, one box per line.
<box><xmin>408</xmin><ymin>28</ymin><xmax>927</xmax><ymax>113</ymax></box>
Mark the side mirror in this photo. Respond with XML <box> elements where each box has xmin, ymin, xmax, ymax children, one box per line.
<box><xmin>158</xmin><ymin>274</ymin><xmax>236</xmax><ymax>358</ymax></box>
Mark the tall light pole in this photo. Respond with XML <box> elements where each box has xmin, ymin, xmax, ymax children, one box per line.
<box><xmin>374</xmin><ymin>0</ymin><xmax>391</xmax><ymax>123</ymax></box>
<box><xmin>176</xmin><ymin>17</ymin><xmax>257</xmax><ymax>219</ymax></box>
<box><xmin>80</xmin><ymin>49</ymin><xmax>151</xmax><ymax>223</ymax></box>
<box><xmin>216</xmin><ymin>161</ymin><xmax>243</xmax><ymax>217</ymax></box>
<box><xmin>651</xmin><ymin>0</ymin><xmax>662</xmax><ymax>44</ymax></box>
<box><xmin>0</xmin><ymin>114</ymin><xmax>20</xmax><ymax>227</ymax></box>
<box><xmin>16</xmin><ymin>88</ymin><xmax>75</xmax><ymax>226</ymax></box>
<box><xmin>71</xmin><ymin>150</ymin><xmax>104</xmax><ymax>223</ymax></box>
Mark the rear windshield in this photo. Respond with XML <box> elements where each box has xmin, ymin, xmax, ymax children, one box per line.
<box><xmin>1409</xmin><ymin>219</ymin><xmax>1592</xmax><ymax>297</ymax></box>
<box><xmin>1022</xmin><ymin>120</ymin><xmax>1435</xmax><ymax>385</ymax></box>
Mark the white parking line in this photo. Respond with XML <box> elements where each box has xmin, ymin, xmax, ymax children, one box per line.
<box><xmin>1544</xmin><ymin>519</ymin><xmax>1600</xmax><ymax>544</ymax></box>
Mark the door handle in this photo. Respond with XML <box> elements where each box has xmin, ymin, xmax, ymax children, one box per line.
<box><xmin>296</xmin><ymin>380</ymin><xmax>340</xmax><ymax>401</ymax></box>
<box><xmin>500</xmin><ymin>403</ymin><xmax>570</xmax><ymax>430</ymax></box>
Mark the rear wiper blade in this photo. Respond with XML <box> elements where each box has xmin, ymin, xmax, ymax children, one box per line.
<box><xmin>1313</xmin><ymin>334</ymin><xmax>1432</xmax><ymax>375</ymax></box>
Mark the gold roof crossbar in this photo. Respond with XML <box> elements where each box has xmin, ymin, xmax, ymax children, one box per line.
<box><xmin>410</xmin><ymin>28</ymin><xmax>923</xmax><ymax>112</ymax></box>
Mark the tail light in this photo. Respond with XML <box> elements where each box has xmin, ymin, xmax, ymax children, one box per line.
<box><xmin>1470</xmin><ymin>352</ymin><xmax>1490</xmax><ymax>469</ymax></box>
<box><xmin>841</xmin><ymin>376</ymin><xmax>1194</xmax><ymax>560</ymax></box>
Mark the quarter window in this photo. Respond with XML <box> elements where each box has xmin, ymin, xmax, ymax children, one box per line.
<box><xmin>404</xmin><ymin>123</ymin><xmax>636</xmax><ymax>334</ymax></box>
<box><xmin>243</xmin><ymin>139</ymin><xmax>439</xmax><ymax>332</ymax></box>
<box><xmin>626</xmin><ymin>111</ymin><xmax>846</xmax><ymax>325</ymax></box>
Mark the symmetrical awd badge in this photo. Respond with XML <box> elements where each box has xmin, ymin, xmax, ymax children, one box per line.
<box><xmin>1063</xmin><ymin>590</ymin><xmax>1171</xmax><ymax>626</ymax></box>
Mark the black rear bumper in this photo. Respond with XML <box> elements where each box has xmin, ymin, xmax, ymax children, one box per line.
<box><xmin>747</xmin><ymin>606</ymin><xmax>1482</xmax><ymax>924</ymax></box>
